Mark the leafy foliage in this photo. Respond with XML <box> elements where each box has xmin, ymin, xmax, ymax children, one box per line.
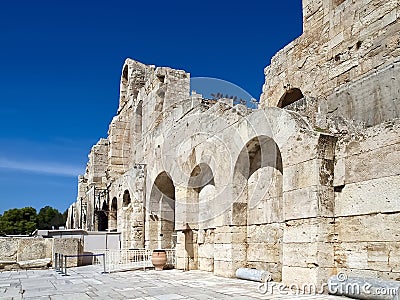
<box><xmin>37</xmin><ymin>206</ymin><xmax>65</xmax><ymax>230</ymax></box>
<box><xmin>0</xmin><ymin>206</ymin><xmax>66</xmax><ymax>235</ymax></box>
<box><xmin>0</xmin><ymin>207</ymin><xmax>37</xmax><ymax>235</ymax></box>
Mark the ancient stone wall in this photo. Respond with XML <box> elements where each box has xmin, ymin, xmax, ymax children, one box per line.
<box><xmin>333</xmin><ymin>122</ymin><xmax>400</xmax><ymax>280</ymax></box>
<box><xmin>261</xmin><ymin>0</ymin><xmax>399</xmax><ymax>126</ymax></box>
<box><xmin>66</xmin><ymin>0</ymin><xmax>400</xmax><ymax>288</ymax></box>
<box><xmin>0</xmin><ymin>238</ymin><xmax>55</xmax><ymax>270</ymax></box>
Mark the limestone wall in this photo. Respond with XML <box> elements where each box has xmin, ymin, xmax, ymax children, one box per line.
<box><xmin>53</xmin><ymin>238</ymin><xmax>82</xmax><ymax>268</ymax></box>
<box><xmin>333</xmin><ymin>122</ymin><xmax>400</xmax><ymax>280</ymax></box>
<box><xmin>0</xmin><ymin>237</ymin><xmax>85</xmax><ymax>270</ymax></box>
<box><xmin>108</xmin><ymin>167</ymin><xmax>145</xmax><ymax>249</ymax></box>
<box><xmin>261</xmin><ymin>0</ymin><xmax>399</xmax><ymax>125</ymax></box>
<box><xmin>65</xmin><ymin>0</ymin><xmax>400</xmax><ymax>288</ymax></box>
<box><xmin>0</xmin><ymin>238</ymin><xmax>52</xmax><ymax>270</ymax></box>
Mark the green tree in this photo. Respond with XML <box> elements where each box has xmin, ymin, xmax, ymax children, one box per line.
<box><xmin>37</xmin><ymin>206</ymin><xmax>65</xmax><ymax>230</ymax></box>
<box><xmin>0</xmin><ymin>207</ymin><xmax>37</xmax><ymax>235</ymax></box>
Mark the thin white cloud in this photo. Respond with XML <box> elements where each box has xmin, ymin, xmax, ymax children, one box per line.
<box><xmin>0</xmin><ymin>158</ymin><xmax>83</xmax><ymax>177</ymax></box>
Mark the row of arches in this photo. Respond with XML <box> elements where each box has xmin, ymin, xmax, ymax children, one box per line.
<box><xmin>95</xmin><ymin>189</ymin><xmax>132</xmax><ymax>232</ymax></box>
<box><xmin>146</xmin><ymin>135</ymin><xmax>283</xmax><ymax>273</ymax></box>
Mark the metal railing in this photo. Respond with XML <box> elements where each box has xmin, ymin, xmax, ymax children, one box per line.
<box><xmin>97</xmin><ymin>249</ymin><xmax>176</xmax><ymax>273</ymax></box>
<box><xmin>54</xmin><ymin>252</ymin><xmax>106</xmax><ymax>276</ymax></box>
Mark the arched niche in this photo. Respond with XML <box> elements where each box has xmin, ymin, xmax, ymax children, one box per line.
<box><xmin>123</xmin><ymin>190</ymin><xmax>131</xmax><ymax>207</ymax></box>
<box><xmin>277</xmin><ymin>88</ymin><xmax>304</xmax><ymax>108</ymax></box>
<box><xmin>148</xmin><ymin>171</ymin><xmax>176</xmax><ymax>249</ymax></box>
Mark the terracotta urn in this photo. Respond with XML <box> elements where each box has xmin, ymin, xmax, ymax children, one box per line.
<box><xmin>151</xmin><ymin>249</ymin><xmax>167</xmax><ymax>271</ymax></box>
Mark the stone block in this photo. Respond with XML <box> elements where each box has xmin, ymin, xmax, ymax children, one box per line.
<box><xmin>53</xmin><ymin>238</ymin><xmax>82</xmax><ymax>267</ymax></box>
<box><xmin>282</xmin><ymin>265</ymin><xmax>335</xmax><ymax>288</ymax></box>
<box><xmin>283</xmin><ymin>159</ymin><xmax>320</xmax><ymax>192</ymax></box>
<box><xmin>282</xmin><ymin>242</ymin><xmax>334</xmax><ymax>268</ymax></box>
<box><xmin>198</xmin><ymin>257</ymin><xmax>214</xmax><ymax>272</ymax></box>
<box><xmin>247</xmin><ymin>223</ymin><xmax>284</xmax><ymax>244</ymax></box>
<box><xmin>335</xmin><ymin>241</ymin><xmax>399</xmax><ymax>272</ymax></box>
<box><xmin>213</xmin><ymin>243</ymin><xmax>246</xmax><ymax>261</ymax></box>
<box><xmin>214</xmin><ymin>260</ymin><xmax>245</xmax><ymax>277</ymax></box>
<box><xmin>344</xmin><ymin>143</ymin><xmax>400</xmax><ymax>184</ymax></box>
<box><xmin>198</xmin><ymin>243</ymin><xmax>214</xmax><ymax>259</ymax></box>
<box><xmin>283</xmin><ymin>217</ymin><xmax>335</xmax><ymax>243</ymax></box>
<box><xmin>335</xmin><ymin>176</ymin><xmax>400</xmax><ymax>216</ymax></box>
<box><xmin>335</xmin><ymin>213</ymin><xmax>400</xmax><ymax>242</ymax></box>
<box><xmin>247</xmin><ymin>197</ymin><xmax>283</xmax><ymax>225</ymax></box>
<box><xmin>0</xmin><ymin>238</ymin><xmax>18</xmax><ymax>261</ymax></box>
<box><xmin>283</xmin><ymin>186</ymin><xmax>334</xmax><ymax>220</ymax></box>
<box><xmin>18</xmin><ymin>258</ymin><xmax>51</xmax><ymax>269</ymax></box>
<box><xmin>17</xmin><ymin>238</ymin><xmax>52</xmax><ymax>262</ymax></box>
<box><xmin>214</xmin><ymin>226</ymin><xmax>246</xmax><ymax>244</ymax></box>
<box><xmin>247</xmin><ymin>242</ymin><xmax>281</xmax><ymax>263</ymax></box>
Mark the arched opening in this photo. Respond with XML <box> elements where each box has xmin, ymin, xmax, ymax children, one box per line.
<box><xmin>187</xmin><ymin>163</ymin><xmax>215</xmax><ymax>227</ymax></box>
<box><xmin>122</xmin><ymin>65</ymin><xmax>129</xmax><ymax>83</ymax></box>
<box><xmin>96</xmin><ymin>200</ymin><xmax>109</xmax><ymax>231</ymax></box>
<box><xmin>109</xmin><ymin>197</ymin><xmax>118</xmax><ymax>231</ymax></box>
<box><xmin>123</xmin><ymin>190</ymin><xmax>131</xmax><ymax>207</ymax></box>
<box><xmin>233</xmin><ymin>135</ymin><xmax>283</xmax><ymax>281</ymax></box>
<box><xmin>277</xmin><ymin>88</ymin><xmax>304</xmax><ymax>108</ymax></box>
<box><xmin>186</xmin><ymin>163</ymin><xmax>215</xmax><ymax>271</ymax></box>
<box><xmin>148</xmin><ymin>171</ymin><xmax>175</xmax><ymax>249</ymax></box>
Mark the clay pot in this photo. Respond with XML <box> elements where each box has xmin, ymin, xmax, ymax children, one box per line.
<box><xmin>151</xmin><ymin>250</ymin><xmax>167</xmax><ymax>271</ymax></box>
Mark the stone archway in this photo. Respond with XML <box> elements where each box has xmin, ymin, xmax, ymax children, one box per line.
<box><xmin>147</xmin><ymin>171</ymin><xmax>176</xmax><ymax>249</ymax></box>
<box><xmin>277</xmin><ymin>88</ymin><xmax>304</xmax><ymax>108</ymax></box>
<box><xmin>186</xmin><ymin>163</ymin><xmax>216</xmax><ymax>227</ymax></box>
<box><xmin>184</xmin><ymin>163</ymin><xmax>216</xmax><ymax>271</ymax></box>
<box><xmin>232</xmin><ymin>135</ymin><xmax>283</xmax><ymax>281</ymax></box>
<box><xmin>123</xmin><ymin>190</ymin><xmax>131</xmax><ymax>207</ymax></box>
<box><xmin>96</xmin><ymin>200</ymin><xmax>109</xmax><ymax>231</ymax></box>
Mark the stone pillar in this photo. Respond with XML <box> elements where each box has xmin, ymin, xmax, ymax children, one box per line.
<box><xmin>175</xmin><ymin>229</ymin><xmax>198</xmax><ymax>270</ymax></box>
<box><xmin>198</xmin><ymin>228</ymin><xmax>215</xmax><ymax>272</ymax></box>
<box><xmin>282</xmin><ymin>134</ymin><xmax>337</xmax><ymax>287</ymax></box>
<box><xmin>213</xmin><ymin>225</ymin><xmax>247</xmax><ymax>277</ymax></box>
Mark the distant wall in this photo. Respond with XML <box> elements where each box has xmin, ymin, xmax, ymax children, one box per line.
<box><xmin>0</xmin><ymin>237</ymin><xmax>53</xmax><ymax>270</ymax></box>
<box><xmin>0</xmin><ymin>237</ymin><xmax>82</xmax><ymax>270</ymax></box>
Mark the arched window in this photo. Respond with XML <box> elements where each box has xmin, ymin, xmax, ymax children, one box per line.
<box><xmin>277</xmin><ymin>88</ymin><xmax>304</xmax><ymax>108</ymax></box>
<box><xmin>122</xmin><ymin>65</ymin><xmax>129</xmax><ymax>83</ymax></box>
<box><xmin>123</xmin><ymin>190</ymin><xmax>131</xmax><ymax>207</ymax></box>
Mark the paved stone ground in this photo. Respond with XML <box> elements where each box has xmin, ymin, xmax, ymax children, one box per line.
<box><xmin>0</xmin><ymin>266</ymin><xmax>349</xmax><ymax>299</ymax></box>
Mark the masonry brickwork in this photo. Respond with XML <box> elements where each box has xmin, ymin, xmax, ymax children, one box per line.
<box><xmin>66</xmin><ymin>0</ymin><xmax>400</xmax><ymax>286</ymax></box>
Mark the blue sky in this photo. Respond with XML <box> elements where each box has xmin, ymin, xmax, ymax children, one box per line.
<box><xmin>0</xmin><ymin>1</ymin><xmax>302</xmax><ymax>215</ymax></box>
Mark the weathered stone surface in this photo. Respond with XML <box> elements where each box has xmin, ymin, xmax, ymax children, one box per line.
<box><xmin>17</xmin><ymin>238</ymin><xmax>52</xmax><ymax>261</ymax></box>
<box><xmin>283</xmin><ymin>217</ymin><xmax>335</xmax><ymax>243</ymax></box>
<box><xmin>0</xmin><ymin>238</ymin><xmax>18</xmax><ymax>261</ymax></box>
<box><xmin>53</xmin><ymin>238</ymin><xmax>81</xmax><ymax>267</ymax></box>
<box><xmin>335</xmin><ymin>176</ymin><xmax>400</xmax><ymax>216</ymax></box>
<box><xmin>283</xmin><ymin>242</ymin><xmax>334</xmax><ymax>268</ymax></box>
<box><xmin>335</xmin><ymin>213</ymin><xmax>400</xmax><ymax>243</ymax></box>
<box><xmin>18</xmin><ymin>258</ymin><xmax>51</xmax><ymax>269</ymax></box>
<box><xmin>64</xmin><ymin>0</ymin><xmax>400</xmax><ymax>289</ymax></box>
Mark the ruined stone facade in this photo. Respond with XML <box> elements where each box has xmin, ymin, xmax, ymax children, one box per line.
<box><xmin>67</xmin><ymin>0</ymin><xmax>400</xmax><ymax>286</ymax></box>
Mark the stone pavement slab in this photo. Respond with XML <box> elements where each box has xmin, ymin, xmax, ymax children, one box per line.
<box><xmin>0</xmin><ymin>266</ymin><xmax>350</xmax><ymax>299</ymax></box>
